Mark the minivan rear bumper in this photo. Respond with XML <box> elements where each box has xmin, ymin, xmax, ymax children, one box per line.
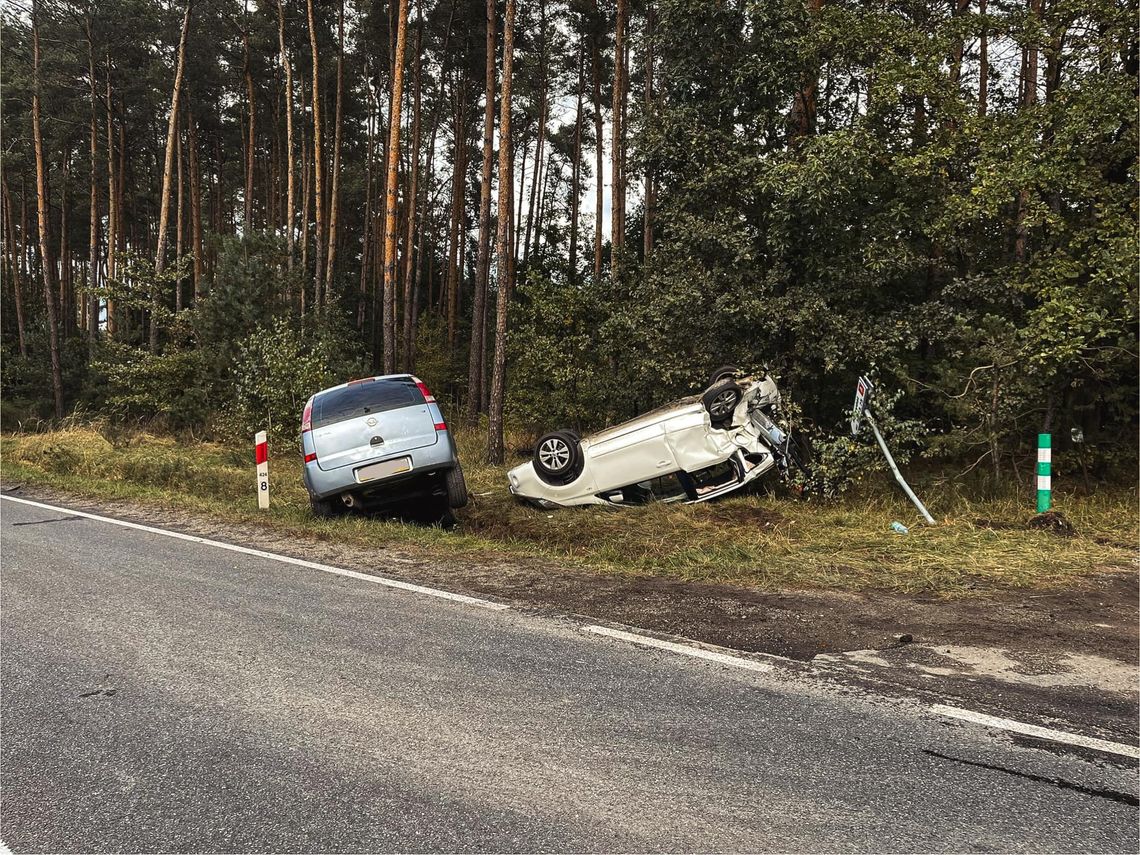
<box><xmin>303</xmin><ymin>431</ymin><xmax>458</xmax><ymax>500</ymax></box>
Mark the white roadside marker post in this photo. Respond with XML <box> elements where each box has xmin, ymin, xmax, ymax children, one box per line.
<box><xmin>255</xmin><ymin>430</ymin><xmax>270</xmax><ymax>510</ymax></box>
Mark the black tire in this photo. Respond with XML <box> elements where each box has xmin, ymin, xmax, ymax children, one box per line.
<box><xmin>310</xmin><ymin>495</ymin><xmax>339</xmax><ymax>518</ymax></box>
<box><xmin>445</xmin><ymin>463</ymin><xmax>469</xmax><ymax>508</ymax></box>
<box><xmin>702</xmin><ymin>380</ymin><xmax>743</xmax><ymax>427</ymax></box>
<box><xmin>707</xmin><ymin>364</ymin><xmax>742</xmax><ymax>386</ymax></box>
<box><xmin>533</xmin><ymin>430</ymin><xmax>584</xmax><ymax>485</ymax></box>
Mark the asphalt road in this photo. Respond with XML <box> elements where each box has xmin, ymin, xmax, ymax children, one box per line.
<box><xmin>2</xmin><ymin>496</ymin><xmax>1137</xmax><ymax>853</ymax></box>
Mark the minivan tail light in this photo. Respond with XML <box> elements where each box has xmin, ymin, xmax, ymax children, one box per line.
<box><xmin>434</xmin><ymin>421</ymin><xmax>447</xmax><ymax>432</ymax></box>
<box><xmin>301</xmin><ymin>398</ymin><xmax>313</xmax><ymax>434</ymax></box>
<box><xmin>304</xmin><ymin>452</ymin><xmax>318</xmax><ymax>463</ymax></box>
<box><xmin>413</xmin><ymin>377</ymin><xmax>436</xmax><ymax>403</ymax></box>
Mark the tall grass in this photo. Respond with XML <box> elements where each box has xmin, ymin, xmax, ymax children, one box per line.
<box><xmin>2</xmin><ymin>423</ymin><xmax>1135</xmax><ymax>595</ymax></box>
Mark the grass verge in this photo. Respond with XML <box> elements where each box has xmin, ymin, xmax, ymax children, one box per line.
<box><xmin>2</xmin><ymin>424</ymin><xmax>1135</xmax><ymax>596</ymax></box>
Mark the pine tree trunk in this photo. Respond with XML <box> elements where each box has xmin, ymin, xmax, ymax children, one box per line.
<box><xmin>533</xmin><ymin>150</ymin><xmax>553</xmax><ymax>264</ymax></box>
<box><xmin>86</xmin><ymin>15</ymin><xmax>100</xmax><ymax>341</ymax></box>
<box><xmin>488</xmin><ymin>0</ymin><xmax>516</xmax><ymax>465</ymax></box>
<box><xmin>59</xmin><ymin>154</ymin><xmax>71</xmax><ymax>339</ymax></box>
<box><xmin>299</xmin><ymin>108</ymin><xmax>311</xmax><ymax>311</ymax></box>
<box><xmin>611</xmin><ymin>0</ymin><xmax>628</xmax><ymax>267</ymax></box>
<box><xmin>325</xmin><ymin>0</ymin><xmax>345</xmax><ymax>288</ymax></box>
<box><xmin>1014</xmin><ymin>0</ymin><xmax>1040</xmax><ymax>261</ymax></box>
<box><xmin>276</xmin><ymin>0</ymin><xmax>296</xmax><ymax>271</ymax></box>
<box><xmin>523</xmin><ymin>0</ymin><xmax>548</xmax><ymax>268</ymax></box>
<box><xmin>382</xmin><ymin>0</ymin><xmax>411</xmax><ymax>373</ymax></box>
<box><xmin>789</xmin><ymin>0</ymin><xmax>823</xmax><ymax>140</ymax></box>
<box><xmin>242</xmin><ymin>23</ymin><xmax>255</xmax><ymax>235</ymax></box>
<box><xmin>445</xmin><ymin>79</ymin><xmax>466</xmax><ymax>353</ymax></box>
<box><xmin>403</xmin><ymin>22</ymin><xmax>424</xmax><ymax>369</ymax></box>
<box><xmin>2</xmin><ymin>177</ymin><xmax>28</xmax><ymax>356</ymax></box>
<box><xmin>151</xmin><ymin>0</ymin><xmax>193</xmax><ymax>352</ymax></box>
<box><xmin>948</xmin><ymin>0</ymin><xmax>971</xmax><ymax>86</ymax></box>
<box><xmin>513</xmin><ymin>123</ymin><xmax>529</xmax><ymax>268</ymax></box>
<box><xmin>188</xmin><ymin>104</ymin><xmax>204</xmax><ymax>301</ymax></box>
<box><xmin>32</xmin><ymin>0</ymin><xmax>64</xmax><ymax>418</ymax></box>
<box><xmin>359</xmin><ymin>89</ymin><xmax>377</xmax><ymax>330</ymax></box>
<box><xmin>569</xmin><ymin>39</ymin><xmax>583</xmax><ymax>286</ymax></box>
<box><xmin>523</xmin><ymin>94</ymin><xmax>546</xmax><ymax>267</ymax></box>
<box><xmin>591</xmin><ymin>33</ymin><xmax>604</xmax><ymax>279</ymax></box>
<box><xmin>306</xmin><ymin>0</ymin><xmax>325</xmax><ymax>309</ymax></box>
<box><xmin>468</xmin><ymin>0</ymin><xmax>496</xmax><ymax>412</ymax></box>
<box><xmin>978</xmin><ymin>0</ymin><xmax>988</xmax><ymax>116</ymax></box>
<box><xmin>643</xmin><ymin>1</ymin><xmax>655</xmax><ymax>258</ymax></box>
<box><xmin>175</xmin><ymin>126</ymin><xmax>184</xmax><ymax>312</ymax></box>
<box><xmin>104</xmin><ymin>61</ymin><xmax>117</xmax><ymax>335</ymax></box>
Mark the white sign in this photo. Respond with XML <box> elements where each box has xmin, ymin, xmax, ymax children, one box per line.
<box><xmin>851</xmin><ymin>376</ymin><xmax>873</xmax><ymax>436</ymax></box>
<box><xmin>255</xmin><ymin>430</ymin><xmax>269</xmax><ymax>509</ymax></box>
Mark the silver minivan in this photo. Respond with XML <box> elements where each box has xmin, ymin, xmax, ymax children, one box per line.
<box><xmin>301</xmin><ymin>374</ymin><xmax>467</xmax><ymax>518</ymax></box>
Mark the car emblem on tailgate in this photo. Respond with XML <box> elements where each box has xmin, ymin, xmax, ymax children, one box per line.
<box><xmin>366</xmin><ymin>416</ymin><xmax>378</xmax><ymax>427</ymax></box>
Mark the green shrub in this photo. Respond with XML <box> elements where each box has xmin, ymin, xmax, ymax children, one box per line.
<box><xmin>224</xmin><ymin>317</ymin><xmax>368</xmax><ymax>446</ymax></box>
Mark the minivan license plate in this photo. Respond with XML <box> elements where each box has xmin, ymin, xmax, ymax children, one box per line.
<box><xmin>355</xmin><ymin>457</ymin><xmax>412</xmax><ymax>483</ymax></box>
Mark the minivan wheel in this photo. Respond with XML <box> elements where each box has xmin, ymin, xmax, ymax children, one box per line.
<box><xmin>445</xmin><ymin>463</ymin><xmax>469</xmax><ymax>508</ymax></box>
<box><xmin>533</xmin><ymin>430</ymin><xmax>584</xmax><ymax>485</ymax></box>
<box><xmin>702</xmin><ymin>380</ymin><xmax>743</xmax><ymax>428</ymax></box>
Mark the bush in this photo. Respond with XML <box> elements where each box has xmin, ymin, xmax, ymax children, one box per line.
<box><xmin>225</xmin><ymin>317</ymin><xmax>368</xmax><ymax>446</ymax></box>
<box><xmin>800</xmin><ymin>384</ymin><xmax>929</xmax><ymax>499</ymax></box>
<box><xmin>89</xmin><ymin>340</ymin><xmax>211</xmax><ymax>431</ymax></box>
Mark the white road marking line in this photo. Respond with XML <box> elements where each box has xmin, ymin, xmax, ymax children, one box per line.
<box><xmin>933</xmin><ymin>704</ymin><xmax>1140</xmax><ymax>759</ymax></box>
<box><xmin>1</xmin><ymin>495</ymin><xmax>509</xmax><ymax>612</ymax></box>
<box><xmin>582</xmin><ymin>625</ymin><xmax>774</xmax><ymax>673</ymax></box>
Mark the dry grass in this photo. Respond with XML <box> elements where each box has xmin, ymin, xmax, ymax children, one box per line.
<box><xmin>2</xmin><ymin>423</ymin><xmax>1135</xmax><ymax>595</ymax></box>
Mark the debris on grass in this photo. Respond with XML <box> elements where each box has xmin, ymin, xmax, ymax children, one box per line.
<box><xmin>1029</xmin><ymin>510</ymin><xmax>1077</xmax><ymax>537</ymax></box>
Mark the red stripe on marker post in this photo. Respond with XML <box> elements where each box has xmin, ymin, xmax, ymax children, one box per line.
<box><xmin>255</xmin><ymin>430</ymin><xmax>270</xmax><ymax>510</ymax></box>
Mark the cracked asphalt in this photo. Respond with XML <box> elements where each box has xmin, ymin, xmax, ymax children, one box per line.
<box><xmin>2</xmin><ymin>496</ymin><xmax>1137</xmax><ymax>853</ymax></box>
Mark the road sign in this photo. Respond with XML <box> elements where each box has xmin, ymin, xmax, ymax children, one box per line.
<box><xmin>255</xmin><ymin>431</ymin><xmax>269</xmax><ymax>510</ymax></box>
<box><xmin>851</xmin><ymin>376</ymin><xmax>874</xmax><ymax>436</ymax></box>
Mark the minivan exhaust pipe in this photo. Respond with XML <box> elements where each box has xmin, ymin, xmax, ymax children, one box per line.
<box><xmin>340</xmin><ymin>492</ymin><xmax>357</xmax><ymax>508</ymax></box>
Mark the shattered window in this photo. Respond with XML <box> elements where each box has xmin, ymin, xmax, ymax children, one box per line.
<box><xmin>688</xmin><ymin>461</ymin><xmax>739</xmax><ymax>495</ymax></box>
<box><xmin>601</xmin><ymin>473</ymin><xmax>689</xmax><ymax>505</ymax></box>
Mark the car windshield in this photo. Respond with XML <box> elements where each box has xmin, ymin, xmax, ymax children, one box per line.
<box><xmin>313</xmin><ymin>379</ymin><xmax>425</xmax><ymax>429</ymax></box>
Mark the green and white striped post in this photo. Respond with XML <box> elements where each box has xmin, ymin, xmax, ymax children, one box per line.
<box><xmin>1037</xmin><ymin>433</ymin><xmax>1052</xmax><ymax>513</ymax></box>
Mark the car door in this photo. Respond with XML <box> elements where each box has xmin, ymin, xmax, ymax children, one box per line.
<box><xmin>662</xmin><ymin>407</ymin><xmax>738</xmax><ymax>473</ymax></box>
<box><xmin>587</xmin><ymin>418</ymin><xmax>677</xmax><ymax>492</ymax></box>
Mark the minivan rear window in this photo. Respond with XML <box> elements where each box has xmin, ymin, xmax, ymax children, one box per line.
<box><xmin>313</xmin><ymin>379</ymin><xmax>426</xmax><ymax>429</ymax></box>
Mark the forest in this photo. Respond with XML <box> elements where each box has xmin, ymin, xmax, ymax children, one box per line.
<box><xmin>1</xmin><ymin>0</ymin><xmax>1136</xmax><ymax>490</ymax></box>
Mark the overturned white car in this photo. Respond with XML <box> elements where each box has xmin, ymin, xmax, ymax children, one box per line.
<box><xmin>507</xmin><ymin>367</ymin><xmax>800</xmax><ymax>509</ymax></box>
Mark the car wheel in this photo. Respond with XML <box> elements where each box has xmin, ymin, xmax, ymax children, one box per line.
<box><xmin>707</xmin><ymin>364</ymin><xmax>742</xmax><ymax>386</ymax></box>
<box><xmin>445</xmin><ymin>463</ymin><xmax>469</xmax><ymax>509</ymax></box>
<box><xmin>310</xmin><ymin>495</ymin><xmax>339</xmax><ymax>518</ymax></box>
<box><xmin>533</xmin><ymin>430</ymin><xmax>584</xmax><ymax>485</ymax></box>
<box><xmin>702</xmin><ymin>380</ymin><xmax>743</xmax><ymax>427</ymax></box>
